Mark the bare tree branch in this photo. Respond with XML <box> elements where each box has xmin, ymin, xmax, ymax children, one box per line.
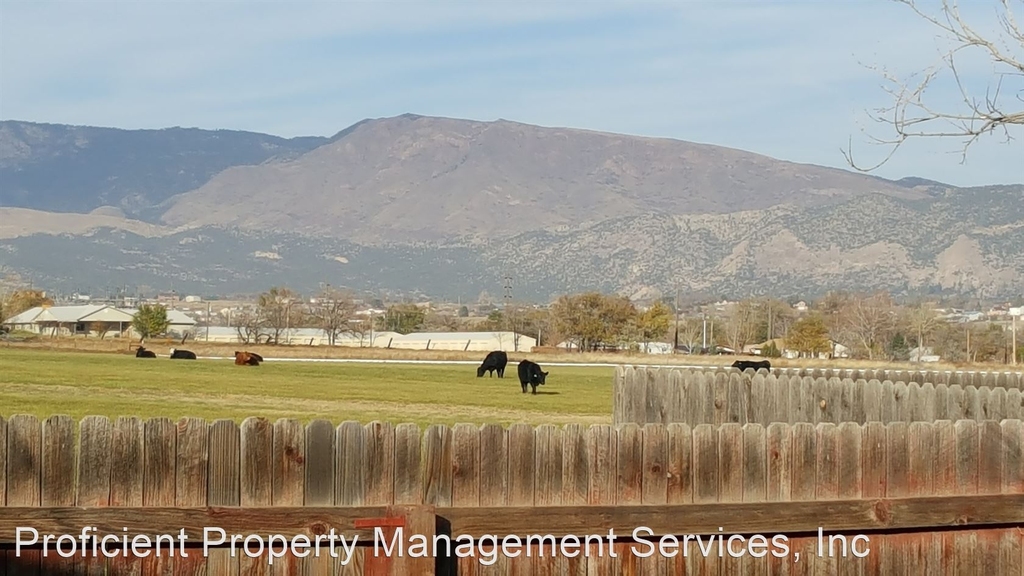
<box><xmin>844</xmin><ymin>0</ymin><xmax>1024</xmax><ymax>171</ymax></box>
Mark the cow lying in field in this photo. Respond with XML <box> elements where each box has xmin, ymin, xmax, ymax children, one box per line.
<box><xmin>517</xmin><ymin>359</ymin><xmax>548</xmax><ymax>395</ymax></box>
<box><xmin>169</xmin><ymin>348</ymin><xmax>197</xmax><ymax>360</ymax></box>
<box><xmin>234</xmin><ymin>351</ymin><xmax>261</xmax><ymax>366</ymax></box>
<box><xmin>135</xmin><ymin>346</ymin><xmax>156</xmax><ymax>358</ymax></box>
<box><xmin>477</xmin><ymin>350</ymin><xmax>508</xmax><ymax>378</ymax></box>
<box><xmin>732</xmin><ymin>359</ymin><xmax>771</xmax><ymax>372</ymax></box>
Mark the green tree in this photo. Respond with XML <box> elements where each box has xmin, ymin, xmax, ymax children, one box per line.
<box><xmin>786</xmin><ymin>314</ymin><xmax>832</xmax><ymax>358</ymax></box>
<box><xmin>762</xmin><ymin>340</ymin><xmax>782</xmax><ymax>358</ymax></box>
<box><xmin>375</xmin><ymin>303</ymin><xmax>426</xmax><ymax>334</ymax></box>
<box><xmin>887</xmin><ymin>333</ymin><xmax>910</xmax><ymax>362</ymax></box>
<box><xmin>457</xmin><ymin>305</ymin><xmax>469</xmax><ymax>318</ymax></box>
<box><xmin>132</xmin><ymin>304</ymin><xmax>170</xmax><ymax>339</ymax></box>
<box><xmin>636</xmin><ymin>302</ymin><xmax>672</xmax><ymax>349</ymax></box>
<box><xmin>551</xmin><ymin>292</ymin><xmax>638</xmax><ymax>352</ymax></box>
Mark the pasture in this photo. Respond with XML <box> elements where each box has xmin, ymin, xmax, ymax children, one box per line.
<box><xmin>0</xmin><ymin>348</ymin><xmax>614</xmax><ymax>427</ymax></box>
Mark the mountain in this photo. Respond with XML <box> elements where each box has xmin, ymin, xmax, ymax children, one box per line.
<box><xmin>0</xmin><ymin>120</ymin><xmax>328</xmax><ymax>219</ymax></box>
<box><xmin>0</xmin><ymin>114</ymin><xmax>1021</xmax><ymax>301</ymax></box>
<box><xmin>159</xmin><ymin>113</ymin><xmax>931</xmax><ymax>244</ymax></box>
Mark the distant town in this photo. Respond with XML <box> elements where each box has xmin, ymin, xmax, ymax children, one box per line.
<box><xmin>3</xmin><ymin>283</ymin><xmax>1021</xmax><ymax>365</ymax></box>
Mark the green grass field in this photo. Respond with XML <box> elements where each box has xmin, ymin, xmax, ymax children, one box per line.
<box><xmin>0</xmin><ymin>348</ymin><xmax>615</xmax><ymax>427</ymax></box>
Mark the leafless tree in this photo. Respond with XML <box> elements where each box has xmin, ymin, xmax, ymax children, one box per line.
<box><xmin>678</xmin><ymin>317</ymin><xmax>704</xmax><ymax>353</ymax></box>
<box><xmin>232</xmin><ymin>307</ymin><xmax>265</xmax><ymax>344</ymax></box>
<box><xmin>844</xmin><ymin>0</ymin><xmax>1024</xmax><ymax>170</ymax></box>
<box><xmin>308</xmin><ymin>288</ymin><xmax>357</xmax><ymax>346</ymax></box>
<box><xmin>722</xmin><ymin>301</ymin><xmax>760</xmax><ymax>353</ymax></box>
<box><xmin>349</xmin><ymin>315</ymin><xmax>374</xmax><ymax>347</ymax></box>
<box><xmin>839</xmin><ymin>292</ymin><xmax>899</xmax><ymax>360</ymax></box>
<box><xmin>904</xmin><ymin>304</ymin><xmax>942</xmax><ymax>356</ymax></box>
<box><xmin>257</xmin><ymin>287</ymin><xmax>299</xmax><ymax>345</ymax></box>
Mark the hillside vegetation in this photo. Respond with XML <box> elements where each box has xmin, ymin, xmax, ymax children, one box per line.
<box><xmin>1</xmin><ymin>114</ymin><xmax>1020</xmax><ymax>298</ymax></box>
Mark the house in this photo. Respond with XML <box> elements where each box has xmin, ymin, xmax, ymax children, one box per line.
<box><xmin>2</xmin><ymin>305</ymin><xmax>135</xmax><ymax>337</ymax></box>
<box><xmin>743</xmin><ymin>338</ymin><xmax>850</xmax><ymax>360</ymax></box>
<box><xmin>2</xmin><ymin>304</ymin><xmax>196</xmax><ymax>338</ymax></box>
<box><xmin>909</xmin><ymin>346</ymin><xmax>941</xmax><ymax>362</ymax></box>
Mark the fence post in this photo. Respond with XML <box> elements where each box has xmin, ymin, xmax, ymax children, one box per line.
<box><xmin>359</xmin><ymin>505</ymin><xmax>443</xmax><ymax>575</ymax></box>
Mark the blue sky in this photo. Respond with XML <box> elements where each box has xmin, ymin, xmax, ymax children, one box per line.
<box><xmin>1</xmin><ymin>0</ymin><xmax>1021</xmax><ymax>187</ymax></box>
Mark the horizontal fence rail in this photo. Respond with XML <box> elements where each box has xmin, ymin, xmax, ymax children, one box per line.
<box><xmin>1</xmin><ymin>414</ymin><xmax>1023</xmax><ymax>574</ymax></box>
<box><xmin>672</xmin><ymin>365</ymin><xmax>1024</xmax><ymax>389</ymax></box>
<box><xmin>614</xmin><ymin>366</ymin><xmax>1024</xmax><ymax>426</ymax></box>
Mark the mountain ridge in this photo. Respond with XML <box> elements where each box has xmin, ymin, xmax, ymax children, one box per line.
<box><xmin>157</xmin><ymin>114</ymin><xmax>934</xmax><ymax>244</ymax></box>
<box><xmin>0</xmin><ymin>114</ymin><xmax>1020</xmax><ymax>300</ymax></box>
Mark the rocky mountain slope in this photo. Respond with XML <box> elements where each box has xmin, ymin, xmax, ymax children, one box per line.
<box><xmin>0</xmin><ymin>120</ymin><xmax>327</xmax><ymax>218</ymax></box>
<box><xmin>158</xmin><ymin>114</ymin><xmax>930</xmax><ymax>243</ymax></box>
<box><xmin>2</xmin><ymin>185</ymin><xmax>1020</xmax><ymax>300</ymax></box>
<box><xmin>0</xmin><ymin>114</ymin><xmax>1020</xmax><ymax>300</ymax></box>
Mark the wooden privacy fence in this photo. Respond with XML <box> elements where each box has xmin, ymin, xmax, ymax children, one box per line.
<box><xmin>682</xmin><ymin>366</ymin><xmax>1024</xmax><ymax>389</ymax></box>
<box><xmin>1</xmin><ymin>414</ymin><xmax>1023</xmax><ymax>575</ymax></box>
<box><xmin>614</xmin><ymin>366</ymin><xmax>1024</xmax><ymax>426</ymax></box>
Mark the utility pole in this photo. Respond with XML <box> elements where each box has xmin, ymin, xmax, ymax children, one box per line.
<box><xmin>702</xmin><ymin>312</ymin><xmax>707</xmax><ymax>353</ymax></box>
<box><xmin>503</xmin><ymin>274</ymin><xmax>518</xmax><ymax>352</ymax></box>
<box><xmin>1013</xmin><ymin>313</ymin><xmax>1018</xmax><ymax>366</ymax></box>
<box><xmin>674</xmin><ymin>288</ymin><xmax>681</xmax><ymax>354</ymax></box>
<box><xmin>206</xmin><ymin>301</ymin><xmax>211</xmax><ymax>342</ymax></box>
<box><xmin>1011</xmin><ymin>307</ymin><xmax>1021</xmax><ymax>366</ymax></box>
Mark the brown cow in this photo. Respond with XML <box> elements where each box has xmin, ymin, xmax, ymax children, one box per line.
<box><xmin>234</xmin><ymin>351</ymin><xmax>261</xmax><ymax>366</ymax></box>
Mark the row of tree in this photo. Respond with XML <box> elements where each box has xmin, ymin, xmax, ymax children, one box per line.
<box><xmin>3</xmin><ymin>285</ymin><xmax>1020</xmax><ymax>363</ymax></box>
<box><xmin>696</xmin><ymin>292</ymin><xmax>1022</xmax><ymax>364</ymax></box>
<box><xmin>228</xmin><ymin>287</ymin><xmax>677</xmax><ymax>352</ymax></box>
<box><xmin>128</xmin><ymin>287</ymin><xmax>1024</xmax><ymax>363</ymax></box>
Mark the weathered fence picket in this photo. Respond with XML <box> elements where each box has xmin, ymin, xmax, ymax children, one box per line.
<box><xmin>1</xmin><ymin>415</ymin><xmax>1022</xmax><ymax>575</ymax></box>
<box><xmin>615</xmin><ymin>366</ymin><xmax>1024</xmax><ymax>426</ymax></box>
<box><xmin>629</xmin><ymin>365</ymin><xmax>1024</xmax><ymax>389</ymax></box>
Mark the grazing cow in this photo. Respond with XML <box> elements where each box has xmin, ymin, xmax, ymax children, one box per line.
<box><xmin>135</xmin><ymin>346</ymin><xmax>156</xmax><ymax>358</ymax></box>
<box><xmin>477</xmin><ymin>350</ymin><xmax>508</xmax><ymax>378</ymax></box>
<box><xmin>234</xmin><ymin>351</ymin><xmax>261</xmax><ymax>366</ymax></box>
<box><xmin>732</xmin><ymin>359</ymin><xmax>771</xmax><ymax>373</ymax></box>
<box><xmin>169</xmin><ymin>348</ymin><xmax>197</xmax><ymax>360</ymax></box>
<box><xmin>517</xmin><ymin>359</ymin><xmax>548</xmax><ymax>395</ymax></box>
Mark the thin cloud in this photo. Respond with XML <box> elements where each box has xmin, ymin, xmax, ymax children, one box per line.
<box><xmin>0</xmin><ymin>0</ymin><xmax>1020</xmax><ymax>186</ymax></box>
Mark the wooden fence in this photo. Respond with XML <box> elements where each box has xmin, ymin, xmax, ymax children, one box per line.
<box><xmin>614</xmin><ymin>366</ymin><xmax>1024</xmax><ymax>426</ymax></box>
<box><xmin>679</xmin><ymin>366</ymin><xmax>1024</xmax><ymax>389</ymax></box>
<box><xmin>1</xmin><ymin>414</ymin><xmax>1023</xmax><ymax>574</ymax></box>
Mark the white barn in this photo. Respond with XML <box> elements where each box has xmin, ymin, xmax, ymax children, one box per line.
<box><xmin>198</xmin><ymin>327</ymin><xmax>535</xmax><ymax>351</ymax></box>
<box><xmin>385</xmin><ymin>331</ymin><xmax>536</xmax><ymax>352</ymax></box>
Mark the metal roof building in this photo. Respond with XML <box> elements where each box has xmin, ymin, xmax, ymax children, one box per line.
<box><xmin>2</xmin><ymin>305</ymin><xmax>196</xmax><ymax>338</ymax></box>
<box><xmin>197</xmin><ymin>327</ymin><xmax>534</xmax><ymax>351</ymax></box>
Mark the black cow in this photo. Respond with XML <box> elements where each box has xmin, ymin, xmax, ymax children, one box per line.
<box><xmin>732</xmin><ymin>359</ymin><xmax>771</xmax><ymax>373</ymax></box>
<box><xmin>249</xmin><ymin>352</ymin><xmax>264</xmax><ymax>363</ymax></box>
<box><xmin>169</xmin><ymin>348</ymin><xmax>197</xmax><ymax>360</ymax></box>
<box><xmin>477</xmin><ymin>350</ymin><xmax>508</xmax><ymax>378</ymax></box>
<box><xmin>135</xmin><ymin>346</ymin><xmax>156</xmax><ymax>358</ymax></box>
<box><xmin>517</xmin><ymin>359</ymin><xmax>548</xmax><ymax>395</ymax></box>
